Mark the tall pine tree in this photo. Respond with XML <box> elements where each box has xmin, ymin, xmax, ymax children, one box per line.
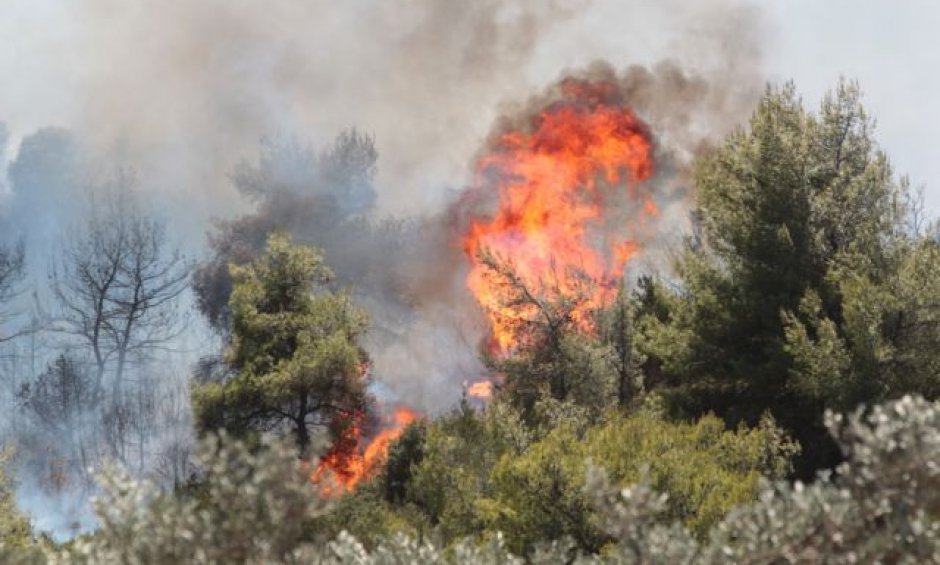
<box><xmin>639</xmin><ymin>80</ymin><xmax>940</xmax><ymax>475</ymax></box>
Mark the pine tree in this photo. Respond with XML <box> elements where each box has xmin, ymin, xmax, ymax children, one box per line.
<box><xmin>639</xmin><ymin>79</ymin><xmax>940</xmax><ymax>475</ymax></box>
<box><xmin>192</xmin><ymin>233</ymin><xmax>371</xmax><ymax>455</ymax></box>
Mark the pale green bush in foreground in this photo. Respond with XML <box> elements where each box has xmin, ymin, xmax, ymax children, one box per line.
<box><xmin>0</xmin><ymin>395</ymin><xmax>937</xmax><ymax>563</ymax></box>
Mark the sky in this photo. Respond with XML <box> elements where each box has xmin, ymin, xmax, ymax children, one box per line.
<box><xmin>764</xmin><ymin>1</ymin><xmax>940</xmax><ymax>213</ymax></box>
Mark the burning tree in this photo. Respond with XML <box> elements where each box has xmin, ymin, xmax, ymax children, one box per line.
<box><xmin>192</xmin><ymin>233</ymin><xmax>371</xmax><ymax>456</ymax></box>
<box><xmin>473</xmin><ymin>250</ymin><xmax>645</xmax><ymax>427</ymax></box>
<box><xmin>460</xmin><ymin>78</ymin><xmax>656</xmax><ymax>422</ymax></box>
<box><xmin>462</xmin><ymin>78</ymin><xmax>656</xmax><ymax>351</ymax></box>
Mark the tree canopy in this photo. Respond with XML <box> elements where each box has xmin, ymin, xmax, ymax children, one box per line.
<box><xmin>637</xmin><ymin>79</ymin><xmax>940</xmax><ymax>475</ymax></box>
<box><xmin>192</xmin><ymin>233</ymin><xmax>371</xmax><ymax>455</ymax></box>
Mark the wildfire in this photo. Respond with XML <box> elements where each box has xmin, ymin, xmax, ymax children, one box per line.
<box><xmin>462</xmin><ymin>78</ymin><xmax>657</xmax><ymax>350</ymax></box>
<box><xmin>466</xmin><ymin>380</ymin><xmax>494</xmax><ymax>400</ymax></box>
<box><xmin>312</xmin><ymin>406</ymin><xmax>418</xmax><ymax>496</ymax></box>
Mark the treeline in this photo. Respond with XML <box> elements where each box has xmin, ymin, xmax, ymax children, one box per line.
<box><xmin>3</xmin><ymin>78</ymin><xmax>940</xmax><ymax>562</ymax></box>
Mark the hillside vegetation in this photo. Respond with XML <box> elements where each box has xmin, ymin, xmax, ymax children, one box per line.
<box><xmin>3</xmin><ymin>79</ymin><xmax>940</xmax><ymax>563</ymax></box>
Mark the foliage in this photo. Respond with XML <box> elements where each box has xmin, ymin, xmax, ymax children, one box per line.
<box><xmin>380</xmin><ymin>421</ymin><xmax>426</xmax><ymax>504</ymax></box>
<box><xmin>317</xmin><ymin>399</ymin><xmax>793</xmax><ymax>556</ymax></box>
<box><xmin>319</xmin><ymin>395</ymin><xmax>940</xmax><ymax>563</ymax></box>
<box><xmin>406</xmin><ymin>399</ymin><xmax>530</xmax><ymax>544</ymax></box>
<box><xmin>9</xmin><ymin>395</ymin><xmax>927</xmax><ymax>563</ymax></box>
<box><xmin>638</xmin><ymin>79</ymin><xmax>940</xmax><ymax>475</ymax></box>
<box><xmin>52</xmin><ymin>433</ymin><xmax>323</xmax><ymax>564</ymax></box>
<box><xmin>484</xmin><ymin>407</ymin><xmax>796</xmax><ymax>554</ymax></box>
<box><xmin>312</xmin><ymin>482</ymin><xmax>423</xmax><ymax>550</ymax></box>
<box><xmin>0</xmin><ymin>448</ymin><xmax>49</xmax><ymax>565</ymax></box>
<box><xmin>478</xmin><ymin>252</ymin><xmax>645</xmax><ymax>428</ymax></box>
<box><xmin>0</xmin><ymin>449</ymin><xmax>34</xmax><ymax>550</ymax></box>
<box><xmin>192</xmin><ymin>233</ymin><xmax>370</xmax><ymax>455</ymax></box>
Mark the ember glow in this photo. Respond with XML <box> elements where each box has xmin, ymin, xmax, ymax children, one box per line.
<box><xmin>462</xmin><ymin>79</ymin><xmax>657</xmax><ymax>350</ymax></box>
<box><xmin>312</xmin><ymin>406</ymin><xmax>418</xmax><ymax>495</ymax></box>
<box><xmin>467</xmin><ymin>380</ymin><xmax>494</xmax><ymax>400</ymax></box>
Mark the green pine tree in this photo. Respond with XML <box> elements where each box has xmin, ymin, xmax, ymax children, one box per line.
<box><xmin>192</xmin><ymin>233</ymin><xmax>371</xmax><ymax>455</ymax></box>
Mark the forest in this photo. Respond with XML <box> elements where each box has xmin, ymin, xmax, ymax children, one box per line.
<box><xmin>0</xmin><ymin>69</ymin><xmax>939</xmax><ymax>563</ymax></box>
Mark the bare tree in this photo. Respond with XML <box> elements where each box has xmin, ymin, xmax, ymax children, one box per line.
<box><xmin>52</xmin><ymin>189</ymin><xmax>192</xmax><ymax>409</ymax></box>
<box><xmin>0</xmin><ymin>240</ymin><xmax>25</xmax><ymax>340</ymax></box>
<box><xmin>903</xmin><ymin>178</ymin><xmax>934</xmax><ymax>238</ymax></box>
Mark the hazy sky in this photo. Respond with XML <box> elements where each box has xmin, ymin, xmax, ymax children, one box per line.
<box><xmin>764</xmin><ymin>1</ymin><xmax>940</xmax><ymax>213</ymax></box>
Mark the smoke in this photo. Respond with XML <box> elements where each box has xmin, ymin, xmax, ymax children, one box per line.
<box><xmin>0</xmin><ymin>0</ymin><xmax>769</xmax><ymax>218</ymax></box>
<box><xmin>0</xmin><ymin>0</ymin><xmax>771</xmax><ymax>537</ymax></box>
<box><xmin>1</xmin><ymin>0</ymin><xmax>592</xmax><ymax>222</ymax></box>
<box><xmin>193</xmin><ymin>58</ymin><xmax>767</xmax><ymax>414</ymax></box>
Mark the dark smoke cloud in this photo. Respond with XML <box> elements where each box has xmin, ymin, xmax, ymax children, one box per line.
<box><xmin>0</xmin><ymin>0</ymin><xmax>767</xmax><ymax>219</ymax></box>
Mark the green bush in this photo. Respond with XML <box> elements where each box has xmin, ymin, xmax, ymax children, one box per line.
<box><xmin>30</xmin><ymin>395</ymin><xmax>934</xmax><ymax>563</ymax></box>
<box><xmin>62</xmin><ymin>434</ymin><xmax>327</xmax><ymax>564</ymax></box>
<box><xmin>485</xmin><ymin>407</ymin><xmax>797</xmax><ymax>554</ymax></box>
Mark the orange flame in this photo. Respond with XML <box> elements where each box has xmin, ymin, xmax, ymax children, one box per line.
<box><xmin>462</xmin><ymin>79</ymin><xmax>656</xmax><ymax>349</ymax></box>
<box><xmin>467</xmin><ymin>380</ymin><xmax>494</xmax><ymax>400</ymax></box>
<box><xmin>312</xmin><ymin>407</ymin><xmax>418</xmax><ymax>496</ymax></box>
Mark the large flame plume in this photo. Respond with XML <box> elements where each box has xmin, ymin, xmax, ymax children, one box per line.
<box><xmin>312</xmin><ymin>406</ymin><xmax>418</xmax><ymax>496</ymax></box>
<box><xmin>461</xmin><ymin>78</ymin><xmax>657</xmax><ymax>351</ymax></box>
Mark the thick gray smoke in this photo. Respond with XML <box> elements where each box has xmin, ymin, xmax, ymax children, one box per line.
<box><xmin>1</xmin><ymin>0</ymin><xmax>594</xmax><ymax>223</ymax></box>
<box><xmin>0</xmin><ymin>0</ymin><xmax>769</xmax><ymax>539</ymax></box>
<box><xmin>0</xmin><ymin>0</ymin><xmax>767</xmax><ymax>220</ymax></box>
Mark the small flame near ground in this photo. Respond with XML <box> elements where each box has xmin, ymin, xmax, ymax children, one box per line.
<box><xmin>466</xmin><ymin>379</ymin><xmax>494</xmax><ymax>400</ymax></box>
<box><xmin>312</xmin><ymin>406</ymin><xmax>418</xmax><ymax>496</ymax></box>
<box><xmin>461</xmin><ymin>78</ymin><xmax>657</xmax><ymax>351</ymax></box>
